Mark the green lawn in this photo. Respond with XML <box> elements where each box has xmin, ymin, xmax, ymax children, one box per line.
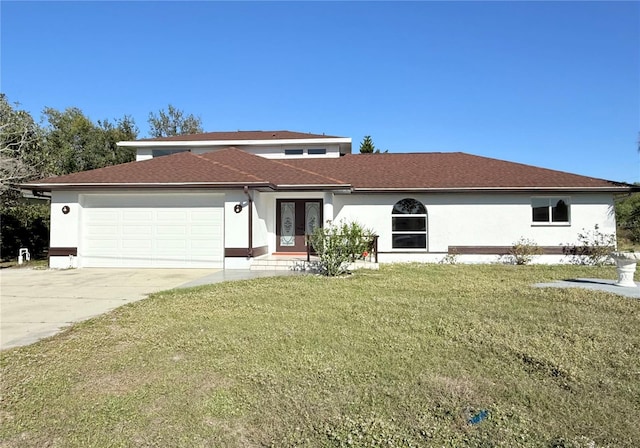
<box><xmin>1</xmin><ymin>264</ymin><xmax>638</xmax><ymax>447</ymax></box>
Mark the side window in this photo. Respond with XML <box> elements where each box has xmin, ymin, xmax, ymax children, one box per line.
<box><xmin>152</xmin><ymin>149</ymin><xmax>190</xmax><ymax>158</ymax></box>
<box><xmin>532</xmin><ymin>197</ymin><xmax>570</xmax><ymax>224</ymax></box>
<box><xmin>392</xmin><ymin>198</ymin><xmax>427</xmax><ymax>249</ymax></box>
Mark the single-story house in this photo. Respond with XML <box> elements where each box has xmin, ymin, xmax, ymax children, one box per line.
<box><xmin>22</xmin><ymin>130</ymin><xmax>632</xmax><ymax>269</ymax></box>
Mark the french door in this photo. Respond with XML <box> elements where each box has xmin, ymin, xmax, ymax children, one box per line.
<box><xmin>276</xmin><ymin>199</ymin><xmax>322</xmax><ymax>252</ymax></box>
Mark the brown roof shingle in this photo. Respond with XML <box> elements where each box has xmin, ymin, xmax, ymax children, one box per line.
<box><xmin>285</xmin><ymin>152</ymin><xmax>625</xmax><ymax>190</ymax></box>
<box><xmin>24</xmin><ymin>149</ymin><xmax>629</xmax><ymax>192</ymax></box>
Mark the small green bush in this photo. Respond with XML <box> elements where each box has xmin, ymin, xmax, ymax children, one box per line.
<box><xmin>309</xmin><ymin>220</ymin><xmax>374</xmax><ymax>276</ymax></box>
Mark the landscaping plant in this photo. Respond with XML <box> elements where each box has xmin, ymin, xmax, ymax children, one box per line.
<box><xmin>509</xmin><ymin>237</ymin><xmax>543</xmax><ymax>265</ymax></box>
<box><xmin>309</xmin><ymin>220</ymin><xmax>374</xmax><ymax>276</ymax></box>
<box><xmin>563</xmin><ymin>224</ymin><xmax>616</xmax><ymax>266</ymax></box>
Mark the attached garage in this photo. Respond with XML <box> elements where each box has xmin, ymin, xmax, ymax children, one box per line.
<box><xmin>80</xmin><ymin>193</ymin><xmax>224</xmax><ymax>268</ymax></box>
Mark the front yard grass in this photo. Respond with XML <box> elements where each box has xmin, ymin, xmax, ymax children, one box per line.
<box><xmin>1</xmin><ymin>264</ymin><xmax>638</xmax><ymax>447</ymax></box>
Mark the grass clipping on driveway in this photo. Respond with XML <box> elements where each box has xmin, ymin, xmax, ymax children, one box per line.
<box><xmin>1</xmin><ymin>264</ymin><xmax>639</xmax><ymax>447</ymax></box>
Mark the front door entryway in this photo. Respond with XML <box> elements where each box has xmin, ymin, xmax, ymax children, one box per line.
<box><xmin>276</xmin><ymin>199</ymin><xmax>323</xmax><ymax>252</ymax></box>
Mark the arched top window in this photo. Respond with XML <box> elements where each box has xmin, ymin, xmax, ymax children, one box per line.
<box><xmin>392</xmin><ymin>198</ymin><xmax>426</xmax><ymax>215</ymax></box>
<box><xmin>392</xmin><ymin>198</ymin><xmax>427</xmax><ymax>249</ymax></box>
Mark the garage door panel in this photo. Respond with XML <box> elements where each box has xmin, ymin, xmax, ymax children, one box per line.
<box><xmin>86</xmin><ymin>225</ymin><xmax>119</xmax><ymax>236</ymax></box>
<box><xmin>122</xmin><ymin>239</ymin><xmax>153</xmax><ymax>250</ymax></box>
<box><xmin>191</xmin><ymin>210</ymin><xmax>221</xmax><ymax>222</ymax></box>
<box><xmin>122</xmin><ymin>210</ymin><xmax>153</xmax><ymax>221</ymax></box>
<box><xmin>157</xmin><ymin>210</ymin><xmax>188</xmax><ymax>221</ymax></box>
<box><xmin>81</xmin><ymin>194</ymin><xmax>224</xmax><ymax>268</ymax></box>
<box><xmin>156</xmin><ymin>225</ymin><xmax>187</xmax><ymax>236</ymax></box>
<box><xmin>122</xmin><ymin>225</ymin><xmax>153</xmax><ymax>236</ymax></box>
<box><xmin>157</xmin><ymin>240</ymin><xmax>188</xmax><ymax>250</ymax></box>
<box><xmin>86</xmin><ymin>210</ymin><xmax>119</xmax><ymax>222</ymax></box>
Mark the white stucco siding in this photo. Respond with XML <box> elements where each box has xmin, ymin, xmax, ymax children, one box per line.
<box><xmin>241</xmin><ymin>144</ymin><xmax>342</xmax><ymax>159</ymax></box>
<box><xmin>252</xmin><ymin>191</ymin><xmax>269</xmax><ymax>249</ymax></box>
<box><xmin>137</xmin><ymin>144</ymin><xmax>343</xmax><ymax>161</ymax></box>
<box><xmin>333</xmin><ymin>192</ymin><xmax>616</xmax><ymax>255</ymax></box>
<box><xmin>224</xmin><ymin>191</ymin><xmax>249</xmax><ymax>250</ymax></box>
<box><xmin>49</xmin><ymin>191</ymin><xmax>82</xmax><ymax>268</ymax></box>
<box><xmin>50</xmin><ymin>191</ymin><xmax>81</xmax><ymax>249</ymax></box>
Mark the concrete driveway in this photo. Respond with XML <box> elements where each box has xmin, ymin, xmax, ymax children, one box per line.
<box><xmin>0</xmin><ymin>268</ymin><xmax>217</xmax><ymax>350</ymax></box>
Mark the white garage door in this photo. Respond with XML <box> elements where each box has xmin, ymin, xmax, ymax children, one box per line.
<box><xmin>81</xmin><ymin>194</ymin><xmax>224</xmax><ymax>268</ymax></box>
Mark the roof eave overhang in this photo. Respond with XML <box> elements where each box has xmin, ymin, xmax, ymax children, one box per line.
<box><xmin>21</xmin><ymin>182</ymin><xmax>274</xmax><ymax>192</ymax></box>
<box><xmin>117</xmin><ymin>137</ymin><xmax>352</xmax><ymax>148</ymax></box>
<box><xmin>274</xmin><ymin>184</ymin><xmax>352</xmax><ymax>192</ymax></box>
<box><xmin>351</xmin><ymin>186</ymin><xmax>634</xmax><ymax>194</ymax></box>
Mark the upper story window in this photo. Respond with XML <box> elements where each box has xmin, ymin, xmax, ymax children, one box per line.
<box><xmin>308</xmin><ymin>148</ymin><xmax>327</xmax><ymax>155</ymax></box>
<box><xmin>532</xmin><ymin>197</ymin><xmax>570</xmax><ymax>224</ymax></box>
<box><xmin>284</xmin><ymin>149</ymin><xmax>304</xmax><ymax>156</ymax></box>
<box><xmin>152</xmin><ymin>149</ymin><xmax>190</xmax><ymax>158</ymax></box>
<box><xmin>392</xmin><ymin>198</ymin><xmax>427</xmax><ymax>249</ymax></box>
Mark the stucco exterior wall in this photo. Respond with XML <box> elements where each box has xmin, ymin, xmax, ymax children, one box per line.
<box><xmin>49</xmin><ymin>191</ymin><xmax>81</xmax><ymax>268</ymax></box>
<box><xmin>332</xmin><ymin>192</ymin><xmax>616</xmax><ymax>263</ymax></box>
<box><xmin>48</xmin><ymin>188</ymin><xmax>617</xmax><ymax>268</ymax></box>
<box><xmin>136</xmin><ymin>144</ymin><xmax>342</xmax><ymax>161</ymax></box>
<box><xmin>252</xmin><ymin>191</ymin><xmax>269</xmax><ymax>249</ymax></box>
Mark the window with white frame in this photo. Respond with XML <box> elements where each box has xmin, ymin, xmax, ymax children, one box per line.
<box><xmin>392</xmin><ymin>198</ymin><xmax>427</xmax><ymax>249</ymax></box>
<box><xmin>532</xmin><ymin>197</ymin><xmax>570</xmax><ymax>224</ymax></box>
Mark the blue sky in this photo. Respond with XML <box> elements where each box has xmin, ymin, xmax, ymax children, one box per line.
<box><xmin>2</xmin><ymin>1</ymin><xmax>638</xmax><ymax>182</ymax></box>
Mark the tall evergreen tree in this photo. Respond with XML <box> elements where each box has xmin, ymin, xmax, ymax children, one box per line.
<box><xmin>359</xmin><ymin>135</ymin><xmax>376</xmax><ymax>153</ymax></box>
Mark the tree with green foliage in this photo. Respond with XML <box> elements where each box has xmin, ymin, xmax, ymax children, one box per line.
<box><xmin>1</xmin><ymin>98</ymin><xmax>139</xmax><ymax>260</ymax></box>
<box><xmin>0</xmin><ymin>95</ymin><xmax>50</xmax><ymax>260</ymax></box>
<box><xmin>148</xmin><ymin>104</ymin><xmax>203</xmax><ymax>137</ymax></box>
<box><xmin>42</xmin><ymin>108</ymin><xmax>137</xmax><ymax>175</ymax></box>
<box><xmin>615</xmin><ymin>190</ymin><xmax>640</xmax><ymax>244</ymax></box>
<box><xmin>359</xmin><ymin>135</ymin><xmax>375</xmax><ymax>153</ymax></box>
<box><xmin>359</xmin><ymin>135</ymin><xmax>388</xmax><ymax>154</ymax></box>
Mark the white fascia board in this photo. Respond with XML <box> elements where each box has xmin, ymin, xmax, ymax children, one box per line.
<box><xmin>275</xmin><ymin>184</ymin><xmax>352</xmax><ymax>190</ymax></box>
<box><xmin>117</xmin><ymin>137</ymin><xmax>352</xmax><ymax>148</ymax></box>
<box><xmin>23</xmin><ymin>182</ymin><xmax>272</xmax><ymax>190</ymax></box>
<box><xmin>352</xmin><ymin>186</ymin><xmax>631</xmax><ymax>193</ymax></box>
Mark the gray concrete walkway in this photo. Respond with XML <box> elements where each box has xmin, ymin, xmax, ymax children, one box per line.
<box><xmin>534</xmin><ymin>278</ymin><xmax>640</xmax><ymax>298</ymax></box>
<box><xmin>1</xmin><ymin>268</ymin><xmax>299</xmax><ymax>350</ymax></box>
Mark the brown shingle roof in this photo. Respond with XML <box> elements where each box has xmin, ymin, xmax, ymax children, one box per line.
<box><xmin>24</xmin><ymin>150</ymin><xmax>629</xmax><ymax>192</ymax></box>
<box><xmin>285</xmin><ymin>152</ymin><xmax>625</xmax><ymax>190</ymax></box>
<box><xmin>26</xmin><ymin>148</ymin><xmax>347</xmax><ymax>188</ymax></box>
<box><xmin>136</xmin><ymin>130</ymin><xmax>343</xmax><ymax>142</ymax></box>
